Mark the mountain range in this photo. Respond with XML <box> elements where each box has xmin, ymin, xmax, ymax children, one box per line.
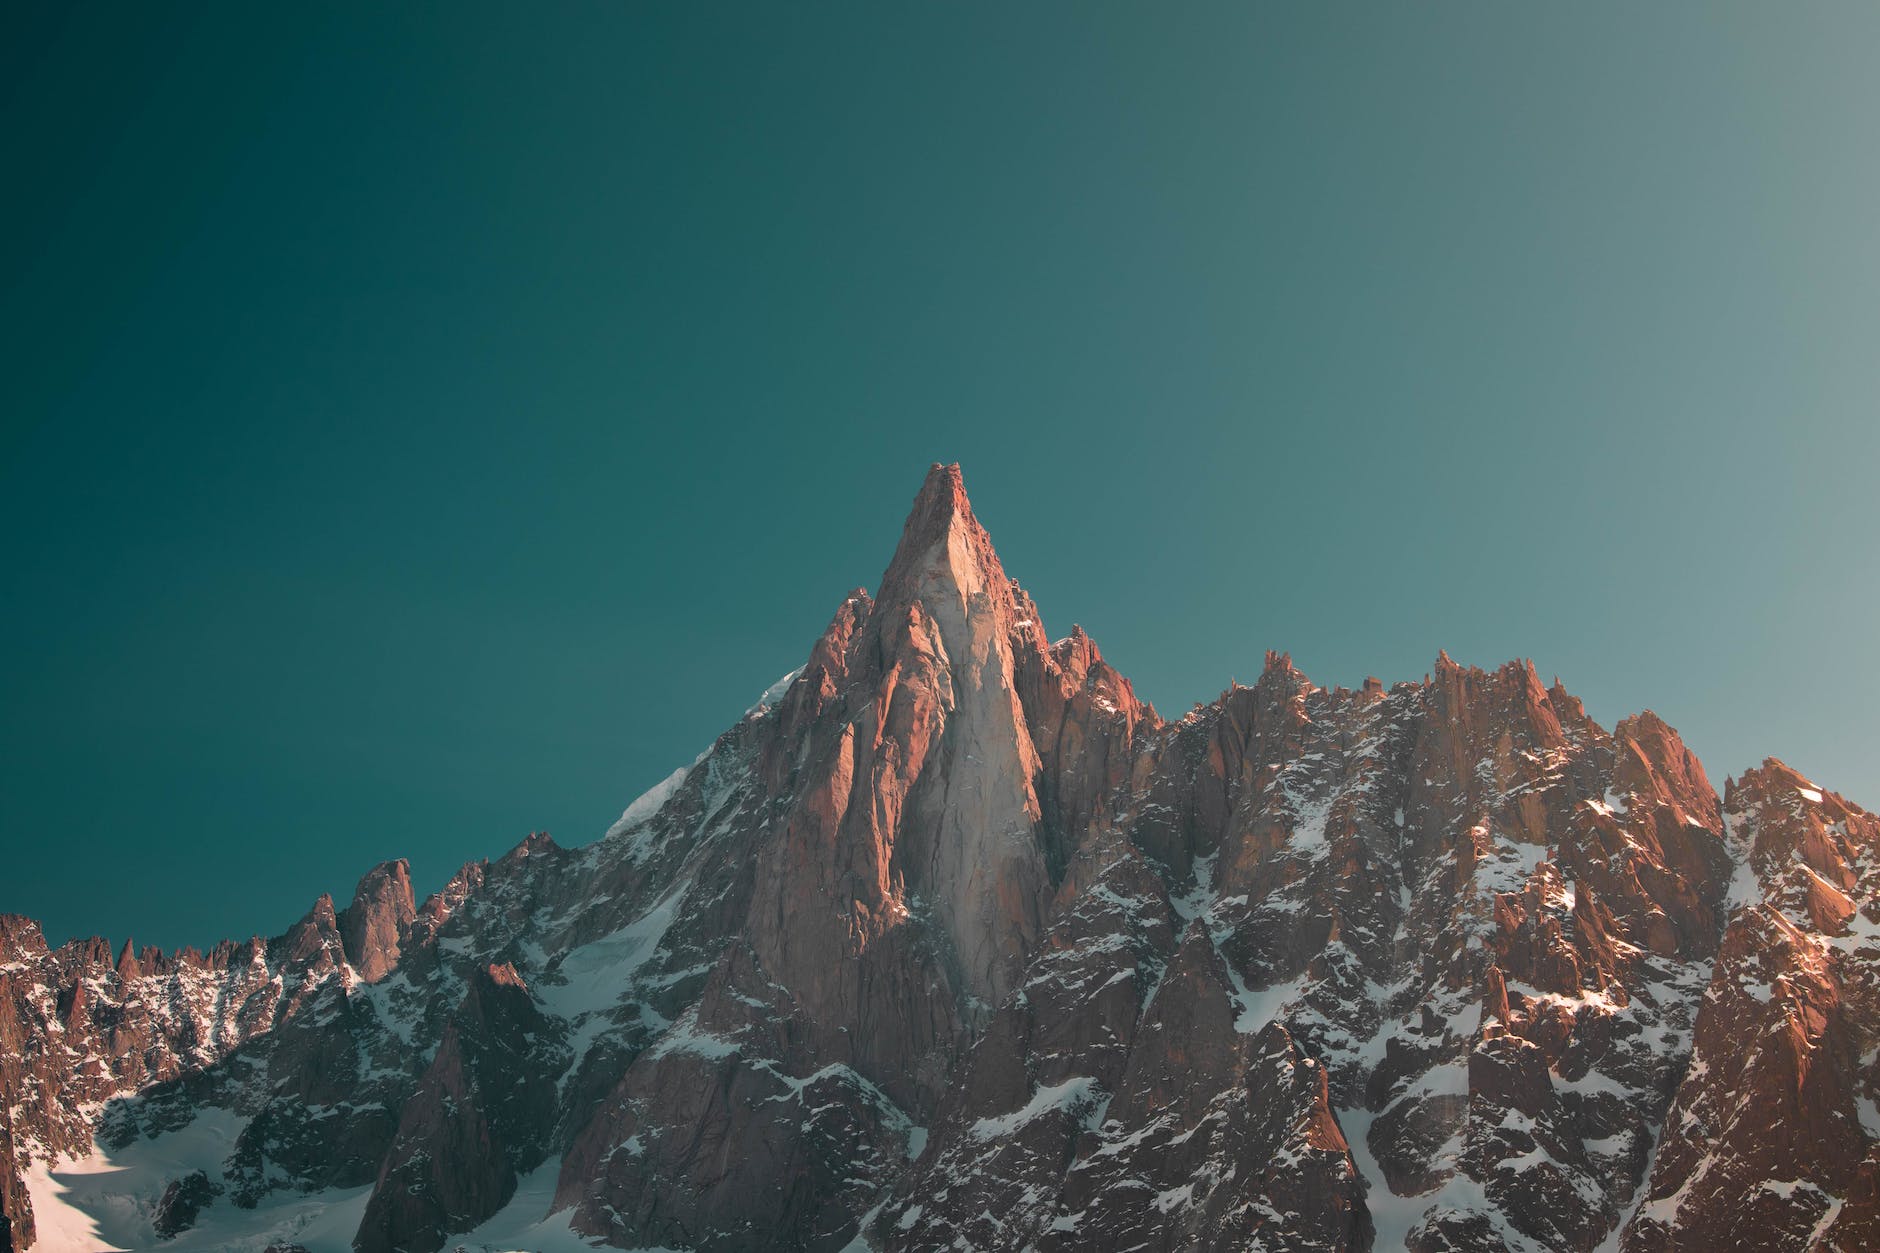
<box><xmin>3</xmin><ymin>463</ymin><xmax>1876</xmax><ymax>1252</ymax></box>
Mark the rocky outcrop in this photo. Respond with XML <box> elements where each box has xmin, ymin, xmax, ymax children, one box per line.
<box><xmin>354</xmin><ymin>962</ymin><xmax>567</xmax><ymax>1253</ymax></box>
<box><xmin>153</xmin><ymin>1169</ymin><xmax>221</xmax><ymax>1238</ymax></box>
<box><xmin>1622</xmin><ymin>761</ymin><xmax>1880</xmax><ymax>1251</ymax></box>
<box><xmin>1</xmin><ymin>464</ymin><xmax>1875</xmax><ymax>1252</ymax></box>
<box><xmin>338</xmin><ymin>859</ymin><xmax>415</xmax><ymax>983</ymax></box>
<box><xmin>554</xmin><ymin>941</ymin><xmax>919</xmax><ymax>1252</ymax></box>
<box><xmin>0</xmin><ymin>1108</ymin><xmax>29</xmax><ymax>1253</ymax></box>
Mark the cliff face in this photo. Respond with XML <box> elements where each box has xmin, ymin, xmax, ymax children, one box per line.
<box><xmin>2</xmin><ymin>464</ymin><xmax>1875</xmax><ymax>1253</ymax></box>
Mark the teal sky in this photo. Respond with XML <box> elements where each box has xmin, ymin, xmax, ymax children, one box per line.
<box><xmin>6</xmin><ymin>4</ymin><xmax>1878</xmax><ymax>951</ymax></box>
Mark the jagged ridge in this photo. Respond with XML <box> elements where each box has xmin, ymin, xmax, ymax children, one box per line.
<box><xmin>2</xmin><ymin>464</ymin><xmax>1876</xmax><ymax>1253</ymax></box>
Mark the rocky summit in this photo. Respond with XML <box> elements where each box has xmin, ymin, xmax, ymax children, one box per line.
<box><xmin>3</xmin><ymin>464</ymin><xmax>1877</xmax><ymax>1253</ymax></box>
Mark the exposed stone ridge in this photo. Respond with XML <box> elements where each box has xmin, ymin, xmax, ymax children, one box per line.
<box><xmin>0</xmin><ymin>465</ymin><xmax>1874</xmax><ymax>1253</ymax></box>
<box><xmin>1620</xmin><ymin>759</ymin><xmax>1880</xmax><ymax>1250</ymax></box>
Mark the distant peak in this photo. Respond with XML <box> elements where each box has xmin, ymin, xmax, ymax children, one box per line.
<box><xmin>1727</xmin><ymin>757</ymin><xmax>1813</xmax><ymax>802</ymax></box>
<box><xmin>502</xmin><ymin>831</ymin><xmax>559</xmax><ymax>864</ymax></box>
<box><xmin>1615</xmin><ymin>708</ymin><xmax>1672</xmax><ymax>739</ymax></box>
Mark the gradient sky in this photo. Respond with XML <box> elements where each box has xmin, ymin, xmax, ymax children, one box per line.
<box><xmin>6</xmin><ymin>4</ymin><xmax>1878</xmax><ymax>952</ymax></box>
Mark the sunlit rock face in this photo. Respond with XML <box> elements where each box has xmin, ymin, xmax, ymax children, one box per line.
<box><xmin>2</xmin><ymin>463</ymin><xmax>1876</xmax><ymax>1253</ymax></box>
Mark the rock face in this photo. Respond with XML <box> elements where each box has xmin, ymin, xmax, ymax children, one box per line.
<box><xmin>355</xmin><ymin>962</ymin><xmax>566</xmax><ymax>1252</ymax></box>
<box><xmin>1620</xmin><ymin>762</ymin><xmax>1880</xmax><ymax>1251</ymax></box>
<box><xmin>153</xmin><ymin>1169</ymin><xmax>222</xmax><ymax>1238</ymax></box>
<box><xmin>338</xmin><ymin>859</ymin><xmax>416</xmax><ymax>984</ymax></box>
<box><xmin>0</xmin><ymin>463</ymin><xmax>1875</xmax><ymax>1252</ymax></box>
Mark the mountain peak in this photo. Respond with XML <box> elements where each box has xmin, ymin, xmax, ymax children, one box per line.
<box><xmin>899</xmin><ymin>462</ymin><xmax>974</xmax><ymax>547</ymax></box>
<box><xmin>875</xmin><ymin>462</ymin><xmax>1012</xmax><ymax>613</ymax></box>
<box><xmin>339</xmin><ymin>859</ymin><xmax>416</xmax><ymax>983</ymax></box>
<box><xmin>9</xmin><ymin>465</ymin><xmax>1878</xmax><ymax>1253</ymax></box>
<box><xmin>918</xmin><ymin>458</ymin><xmax>967</xmax><ymax>500</ymax></box>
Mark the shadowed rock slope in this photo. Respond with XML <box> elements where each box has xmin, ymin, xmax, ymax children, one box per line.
<box><xmin>2</xmin><ymin>465</ymin><xmax>1875</xmax><ymax>1252</ymax></box>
